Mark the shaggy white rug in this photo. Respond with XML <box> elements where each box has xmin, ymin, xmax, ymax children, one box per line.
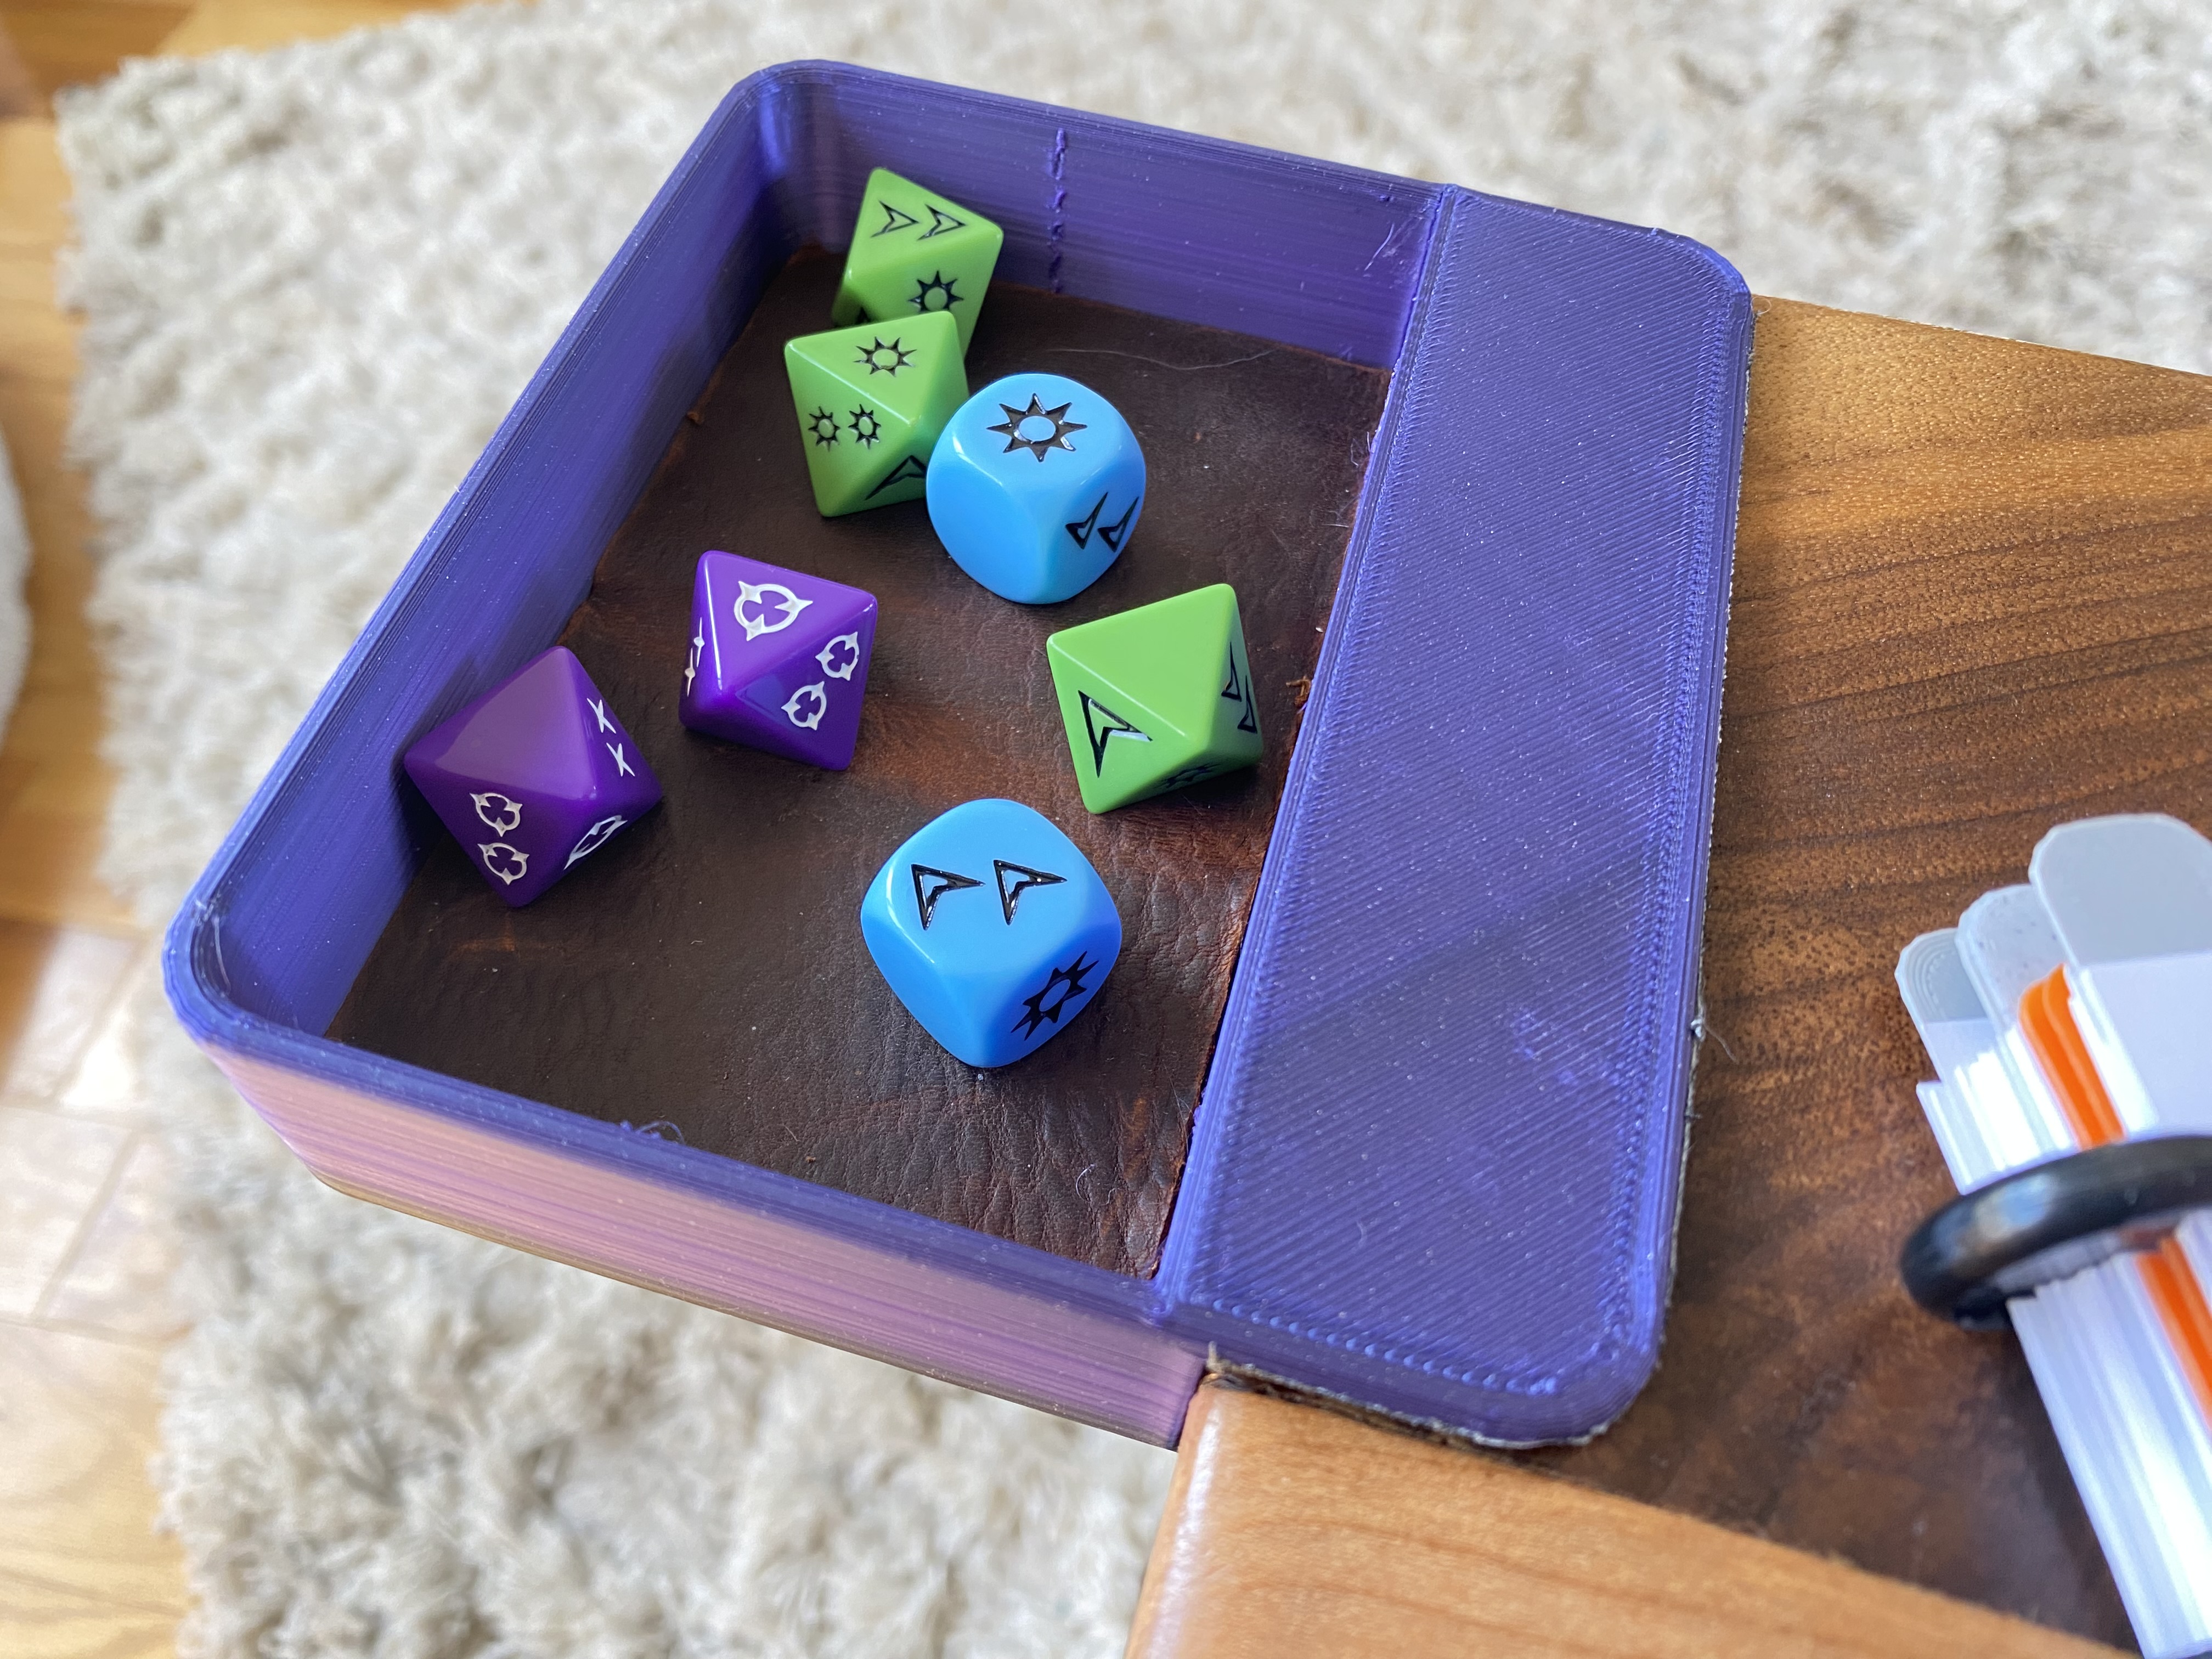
<box><xmin>55</xmin><ymin>2</ymin><xmax>2212</xmax><ymax>1655</ymax></box>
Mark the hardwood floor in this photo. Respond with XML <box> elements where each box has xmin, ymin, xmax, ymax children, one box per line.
<box><xmin>0</xmin><ymin>5</ymin><xmax>467</xmax><ymax>1654</ymax></box>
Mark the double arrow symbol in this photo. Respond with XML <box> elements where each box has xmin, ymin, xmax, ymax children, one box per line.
<box><xmin>872</xmin><ymin>200</ymin><xmax>968</xmax><ymax>240</ymax></box>
<box><xmin>911</xmin><ymin>859</ymin><xmax>1067</xmax><ymax>928</ymax></box>
<box><xmin>1065</xmin><ymin>492</ymin><xmax>1138</xmax><ymax>552</ymax></box>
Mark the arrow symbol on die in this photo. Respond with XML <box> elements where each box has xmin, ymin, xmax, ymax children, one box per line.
<box><xmin>1065</xmin><ymin>493</ymin><xmax>1138</xmax><ymax>552</ymax></box>
<box><xmin>866</xmin><ymin>455</ymin><xmax>929</xmax><ymax>500</ymax></box>
<box><xmin>993</xmin><ymin>860</ymin><xmax>1065</xmax><ymax>923</ymax></box>
<box><xmin>1079</xmin><ymin>692</ymin><xmax>1150</xmax><ymax>775</ymax></box>
<box><xmin>911</xmin><ymin>864</ymin><xmax>983</xmax><ymax>929</ymax></box>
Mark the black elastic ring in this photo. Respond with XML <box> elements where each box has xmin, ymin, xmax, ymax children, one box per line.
<box><xmin>1900</xmin><ymin>1136</ymin><xmax>2212</xmax><ymax>1330</ymax></box>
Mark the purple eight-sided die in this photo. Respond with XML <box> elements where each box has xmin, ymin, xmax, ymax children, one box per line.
<box><xmin>678</xmin><ymin>551</ymin><xmax>878</xmax><ymax>770</ymax></box>
<box><xmin>403</xmin><ymin>646</ymin><xmax>662</xmax><ymax>907</ymax></box>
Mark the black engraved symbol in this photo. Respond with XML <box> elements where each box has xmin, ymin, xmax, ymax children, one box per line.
<box><xmin>1014</xmin><ymin>952</ymin><xmax>1099</xmax><ymax>1039</ymax></box>
<box><xmin>866</xmin><ymin>455</ymin><xmax>929</xmax><ymax>499</ymax></box>
<box><xmin>921</xmin><ymin>204</ymin><xmax>967</xmax><ymax>240</ymax></box>
<box><xmin>806</xmin><ymin>407</ymin><xmax>840</xmax><ymax>448</ymax></box>
<box><xmin>1079</xmin><ymin>691</ymin><xmax>1149</xmax><ymax>775</ymax></box>
<box><xmin>911</xmin><ymin>271</ymin><xmax>962</xmax><ymax>313</ymax></box>
<box><xmin>845</xmin><ymin>406</ymin><xmax>883</xmax><ymax>447</ymax></box>
<box><xmin>911</xmin><ymin>864</ymin><xmax>982</xmax><ymax>928</ymax></box>
<box><xmin>873</xmin><ymin>199</ymin><xmax>920</xmax><ymax>236</ymax></box>
<box><xmin>1064</xmin><ymin>495</ymin><xmax>1104</xmax><ymax>549</ymax></box>
<box><xmin>856</xmin><ymin>336</ymin><xmax>913</xmax><ymax>376</ymax></box>
<box><xmin>993</xmin><ymin>859</ymin><xmax>1065</xmax><ymax>923</ymax></box>
<box><xmin>989</xmin><ymin>395</ymin><xmax>1087</xmax><ymax>462</ymax></box>
<box><xmin>1160</xmin><ymin>764</ymin><xmax>1218</xmax><ymax>791</ymax></box>
<box><xmin>1232</xmin><ymin>649</ymin><xmax>1258</xmax><ymax>733</ymax></box>
<box><xmin>1063</xmin><ymin>493</ymin><xmax>1138</xmax><ymax>551</ymax></box>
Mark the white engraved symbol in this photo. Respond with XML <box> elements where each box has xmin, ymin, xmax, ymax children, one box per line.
<box><xmin>816</xmin><ymin>631</ymin><xmax>861</xmax><ymax>681</ymax></box>
<box><xmin>782</xmin><ymin>683</ymin><xmax>828</xmax><ymax>730</ymax></box>
<box><xmin>735</xmin><ymin>580</ymin><xmax>812</xmax><ymax>641</ymax></box>
<box><xmin>607</xmin><ymin>742</ymin><xmax>635</xmax><ymax>778</ymax></box>
<box><xmin>685</xmin><ymin>624</ymin><xmax>703</xmax><ymax>696</ymax></box>
<box><xmin>472</xmin><ymin>792</ymin><xmax>522</xmax><ymax>834</ymax></box>
<box><xmin>479</xmin><ymin>843</ymin><xmax>529</xmax><ymax>884</ymax></box>
<box><xmin>588</xmin><ymin>697</ymin><xmax>617</xmax><ymax>735</ymax></box>
<box><xmin>565</xmin><ymin>815</ymin><xmax>627</xmax><ymax>867</ymax></box>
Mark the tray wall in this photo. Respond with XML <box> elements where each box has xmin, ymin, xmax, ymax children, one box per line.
<box><xmin>1156</xmin><ymin>187</ymin><xmax>1751</xmax><ymax>1443</ymax></box>
<box><xmin>165</xmin><ymin>62</ymin><xmax>1748</xmax><ymax>1448</ymax></box>
<box><xmin>163</xmin><ymin>63</ymin><xmax>1444</xmax><ymax>1446</ymax></box>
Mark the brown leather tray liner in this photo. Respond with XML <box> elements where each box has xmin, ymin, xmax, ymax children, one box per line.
<box><xmin>328</xmin><ymin>251</ymin><xmax>1390</xmax><ymax>1278</ymax></box>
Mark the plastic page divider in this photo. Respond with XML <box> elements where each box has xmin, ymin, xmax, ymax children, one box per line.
<box><xmin>2033</xmin><ymin>814</ymin><xmax>2212</xmax><ymax>1136</ymax></box>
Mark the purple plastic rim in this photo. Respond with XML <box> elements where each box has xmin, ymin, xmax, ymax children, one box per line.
<box><xmin>163</xmin><ymin>62</ymin><xmax>1750</xmax><ymax>1448</ymax></box>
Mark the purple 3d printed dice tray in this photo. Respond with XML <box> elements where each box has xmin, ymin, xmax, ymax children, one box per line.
<box><xmin>162</xmin><ymin>63</ymin><xmax>1751</xmax><ymax>1448</ymax></box>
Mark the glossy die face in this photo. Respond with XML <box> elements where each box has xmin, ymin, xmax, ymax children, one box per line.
<box><xmin>402</xmin><ymin>646</ymin><xmax>662</xmax><ymax>906</ymax></box>
<box><xmin>1046</xmin><ymin>584</ymin><xmax>1264</xmax><ymax>812</ymax></box>
<box><xmin>926</xmin><ymin>373</ymin><xmax>1145</xmax><ymax>605</ymax></box>
<box><xmin>859</xmin><ymin>798</ymin><xmax>1123</xmax><ymax>1068</ymax></box>
<box><xmin>679</xmin><ymin>551</ymin><xmax>877</xmax><ymax>769</ymax></box>
<box><xmin>829</xmin><ymin>168</ymin><xmax>1005</xmax><ymax>356</ymax></box>
<box><xmin>783</xmin><ymin>311</ymin><xmax>967</xmax><ymax>517</ymax></box>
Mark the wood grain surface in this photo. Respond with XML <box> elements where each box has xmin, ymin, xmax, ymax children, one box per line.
<box><xmin>1508</xmin><ymin>297</ymin><xmax>2211</xmax><ymax>1645</ymax></box>
<box><xmin>1127</xmin><ymin>1381</ymin><xmax>2124</xmax><ymax>1659</ymax></box>
<box><xmin>1134</xmin><ymin>300</ymin><xmax>2211</xmax><ymax>1654</ymax></box>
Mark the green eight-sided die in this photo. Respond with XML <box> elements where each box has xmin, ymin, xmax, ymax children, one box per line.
<box><xmin>831</xmin><ymin>168</ymin><xmax>1005</xmax><ymax>356</ymax></box>
<box><xmin>783</xmin><ymin>311</ymin><xmax>967</xmax><ymax>516</ymax></box>
<box><xmin>1046</xmin><ymin>584</ymin><xmax>1265</xmax><ymax>814</ymax></box>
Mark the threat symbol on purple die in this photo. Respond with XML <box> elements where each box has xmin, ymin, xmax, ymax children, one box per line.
<box><xmin>678</xmin><ymin>550</ymin><xmax>878</xmax><ymax>769</ymax></box>
<box><xmin>402</xmin><ymin>646</ymin><xmax>663</xmax><ymax>907</ymax></box>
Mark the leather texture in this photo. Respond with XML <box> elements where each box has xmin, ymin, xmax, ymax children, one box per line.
<box><xmin>327</xmin><ymin>251</ymin><xmax>1388</xmax><ymax>1278</ymax></box>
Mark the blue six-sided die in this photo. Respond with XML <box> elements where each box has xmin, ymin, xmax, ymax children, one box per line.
<box><xmin>926</xmin><ymin>373</ymin><xmax>1146</xmax><ymax>604</ymax></box>
<box><xmin>859</xmin><ymin>798</ymin><xmax>1123</xmax><ymax>1068</ymax></box>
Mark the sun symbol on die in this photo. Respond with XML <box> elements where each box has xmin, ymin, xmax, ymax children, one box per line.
<box><xmin>1013</xmin><ymin>952</ymin><xmax>1098</xmax><ymax>1039</ymax></box>
<box><xmin>855</xmin><ymin>336</ymin><xmax>913</xmax><ymax>376</ymax></box>
<box><xmin>806</xmin><ymin>407</ymin><xmax>840</xmax><ymax>448</ymax></box>
<box><xmin>988</xmin><ymin>394</ymin><xmax>1087</xmax><ymax>462</ymax></box>
<box><xmin>845</xmin><ymin>406</ymin><xmax>883</xmax><ymax>448</ymax></box>
<box><xmin>910</xmin><ymin>271</ymin><xmax>961</xmax><ymax>313</ymax></box>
